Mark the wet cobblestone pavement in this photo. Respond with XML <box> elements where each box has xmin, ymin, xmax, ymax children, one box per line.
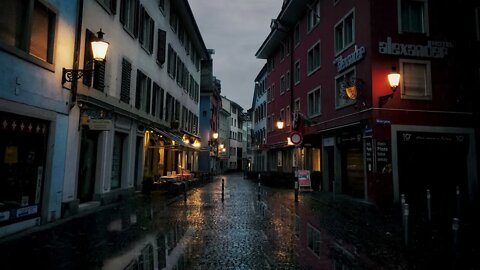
<box><xmin>0</xmin><ymin>173</ymin><xmax>479</xmax><ymax>269</ymax></box>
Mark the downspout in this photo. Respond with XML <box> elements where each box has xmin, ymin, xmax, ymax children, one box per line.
<box><xmin>71</xmin><ymin>0</ymin><xmax>84</xmax><ymax>108</ymax></box>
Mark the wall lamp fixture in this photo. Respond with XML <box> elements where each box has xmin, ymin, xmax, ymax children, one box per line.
<box><xmin>276</xmin><ymin>117</ymin><xmax>284</xmax><ymax>130</ymax></box>
<box><xmin>379</xmin><ymin>66</ymin><xmax>401</xmax><ymax>108</ymax></box>
<box><xmin>62</xmin><ymin>29</ymin><xmax>109</xmax><ymax>86</ymax></box>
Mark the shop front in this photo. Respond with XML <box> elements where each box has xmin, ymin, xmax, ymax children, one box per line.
<box><xmin>0</xmin><ymin>112</ymin><xmax>48</xmax><ymax>228</ymax></box>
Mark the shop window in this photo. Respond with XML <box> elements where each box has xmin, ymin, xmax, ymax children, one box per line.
<box><xmin>308</xmin><ymin>87</ymin><xmax>321</xmax><ymax>116</ymax></box>
<box><xmin>307</xmin><ymin>223</ymin><xmax>321</xmax><ymax>256</ymax></box>
<box><xmin>399</xmin><ymin>0</ymin><xmax>428</xmax><ymax>35</ymax></box>
<box><xmin>312</xmin><ymin>148</ymin><xmax>321</xmax><ymax>171</ymax></box>
<box><xmin>0</xmin><ymin>113</ymin><xmax>48</xmax><ymax>224</ymax></box>
<box><xmin>335</xmin><ymin>67</ymin><xmax>356</xmax><ymax>108</ymax></box>
<box><xmin>307</xmin><ymin>41</ymin><xmax>321</xmax><ymax>75</ymax></box>
<box><xmin>400</xmin><ymin>59</ymin><xmax>432</xmax><ymax>100</ymax></box>
<box><xmin>0</xmin><ymin>0</ymin><xmax>56</xmax><ymax>65</ymax></box>
<box><xmin>120</xmin><ymin>0</ymin><xmax>139</xmax><ymax>37</ymax></box>
<box><xmin>334</xmin><ymin>10</ymin><xmax>354</xmax><ymax>54</ymax></box>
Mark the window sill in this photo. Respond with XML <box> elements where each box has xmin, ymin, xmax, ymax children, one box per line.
<box><xmin>334</xmin><ymin>41</ymin><xmax>355</xmax><ymax>58</ymax></box>
<box><xmin>307</xmin><ymin>66</ymin><xmax>321</xmax><ymax>77</ymax></box>
<box><xmin>335</xmin><ymin>100</ymin><xmax>356</xmax><ymax>110</ymax></box>
<box><xmin>400</xmin><ymin>95</ymin><xmax>432</xmax><ymax>101</ymax></box>
<box><xmin>0</xmin><ymin>43</ymin><xmax>55</xmax><ymax>72</ymax></box>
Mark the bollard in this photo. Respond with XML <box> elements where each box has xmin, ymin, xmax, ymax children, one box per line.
<box><xmin>222</xmin><ymin>178</ymin><xmax>225</xmax><ymax>203</ymax></box>
<box><xmin>183</xmin><ymin>182</ymin><xmax>187</xmax><ymax>202</ymax></box>
<box><xmin>332</xmin><ymin>180</ymin><xmax>336</xmax><ymax>200</ymax></box>
<box><xmin>426</xmin><ymin>189</ymin><xmax>431</xmax><ymax>222</ymax></box>
<box><xmin>294</xmin><ymin>180</ymin><xmax>299</xmax><ymax>203</ymax></box>
<box><xmin>403</xmin><ymin>203</ymin><xmax>409</xmax><ymax>247</ymax></box>
<box><xmin>452</xmin><ymin>218</ymin><xmax>460</xmax><ymax>258</ymax></box>
<box><xmin>456</xmin><ymin>186</ymin><xmax>461</xmax><ymax>218</ymax></box>
<box><xmin>258</xmin><ymin>182</ymin><xmax>261</xmax><ymax>201</ymax></box>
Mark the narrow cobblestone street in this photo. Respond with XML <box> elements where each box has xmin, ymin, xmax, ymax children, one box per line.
<box><xmin>0</xmin><ymin>173</ymin><xmax>479</xmax><ymax>269</ymax></box>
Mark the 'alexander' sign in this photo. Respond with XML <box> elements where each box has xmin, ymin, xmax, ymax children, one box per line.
<box><xmin>378</xmin><ymin>37</ymin><xmax>453</xmax><ymax>58</ymax></box>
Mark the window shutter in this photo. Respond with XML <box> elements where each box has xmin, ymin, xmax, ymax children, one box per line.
<box><xmin>83</xmin><ymin>30</ymin><xmax>95</xmax><ymax>86</ymax></box>
<box><xmin>120</xmin><ymin>58</ymin><xmax>131</xmax><ymax>103</ymax></box>
<box><xmin>110</xmin><ymin>0</ymin><xmax>117</xmax><ymax>14</ymax></box>
<box><xmin>145</xmin><ymin>78</ymin><xmax>151</xmax><ymax>114</ymax></box>
<box><xmin>149</xmin><ymin>20</ymin><xmax>154</xmax><ymax>53</ymax></box>
<box><xmin>157</xmin><ymin>29</ymin><xmax>166</xmax><ymax>64</ymax></box>
<box><xmin>119</xmin><ymin>0</ymin><xmax>125</xmax><ymax>24</ymax></box>
<box><xmin>135</xmin><ymin>70</ymin><xmax>142</xmax><ymax>109</ymax></box>
<box><xmin>93</xmin><ymin>60</ymin><xmax>106</xmax><ymax>91</ymax></box>
<box><xmin>133</xmin><ymin>0</ymin><xmax>139</xmax><ymax>37</ymax></box>
<box><xmin>139</xmin><ymin>5</ymin><xmax>145</xmax><ymax>44</ymax></box>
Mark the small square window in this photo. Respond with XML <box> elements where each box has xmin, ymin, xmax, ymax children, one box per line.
<box><xmin>400</xmin><ymin>59</ymin><xmax>432</xmax><ymax>100</ymax></box>
<box><xmin>399</xmin><ymin>0</ymin><xmax>428</xmax><ymax>34</ymax></box>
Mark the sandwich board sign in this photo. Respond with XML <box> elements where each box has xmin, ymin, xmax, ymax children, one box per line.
<box><xmin>297</xmin><ymin>170</ymin><xmax>311</xmax><ymax>191</ymax></box>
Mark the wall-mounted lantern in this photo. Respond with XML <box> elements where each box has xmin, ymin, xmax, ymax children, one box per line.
<box><xmin>379</xmin><ymin>66</ymin><xmax>401</xmax><ymax>107</ymax></box>
<box><xmin>62</xmin><ymin>29</ymin><xmax>109</xmax><ymax>86</ymax></box>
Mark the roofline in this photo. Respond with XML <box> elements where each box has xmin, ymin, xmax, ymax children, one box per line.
<box><xmin>177</xmin><ymin>0</ymin><xmax>209</xmax><ymax>59</ymax></box>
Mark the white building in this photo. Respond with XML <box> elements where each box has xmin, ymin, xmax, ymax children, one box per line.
<box><xmin>62</xmin><ymin>0</ymin><xmax>209</xmax><ymax>214</ymax></box>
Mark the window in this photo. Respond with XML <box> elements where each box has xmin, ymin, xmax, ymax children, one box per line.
<box><xmin>280</xmin><ymin>109</ymin><xmax>285</xmax><ymax>125</ymax></box>
<box><xmin>83</xmin><ymin>30</ymin><xmax>105</xmax><ymax>91</ymax></box>
<box><xmin>267</xmin><ymin>88</ymin><xmax>272</xmax><ymax>103</ymax></box>
<box><xmin>272</xmin><ymin>84</ymin><xmax>276</xmax><ymax>100</ymax></box>
<box><xmin>0</xmin><ymin>0</ymin><xmax>56</xmax><ymax>65</ymax></box>
<box><xmin>167</xmin><ymin>45</ymin><xmax>177</xmax><ymax>78</ymax></box>
<box><xmin>120</xmin><ymin>0</ymin><xmax>139</xmax><ymax>37</ymax></box>
<box><xmin>294</xmin><ymin>23</ymin><xmax>300</xmax><ymax>46</ymax></box>
<box><xmin>170</xmin><ymin>7</ymin><xmax>178</xmax><ymax>32</ymax></box>
<box><xmin>280</xmin><ymin>43</ymin><xmax>285</xmax><ymax>60</ymax></box>
<box><xmin>308</xmin><ymin>87</ymin><xmax>321</xmax><ymax>116</ymax></box>
<box><xmin>159</xmin><ymin>0</ymin><xmax>165</xmax><ymax>14</ymax></box>
<box><xmin>334</xmin><ymin>10</ymin><xmax>354</xmax><ymax>54</ymax></box>
<box><xmin>152</xmin><ymin>83</ymin><xmax>162</xmax><ymax>118</ymax></box>
<box><xmin>400</xmin><ymin>59</ymin><xmax>432</xmax><ymax>100</ymax></box>
<box><xmin>294</xmin><ymin>61</ymin><xmax>301</xmax><ymax>84</ymax></box>
<box><xmin>97</xmin><ymin>0</ymin><xmax>117</xmax><ymax>14</ymax></box>
<box><xmin>294</xmin><ymin>98</ymin><xmax>301</xmax><ymax>112</ymax></box>
<box><xmin>286</xmin><ymin>71</ymin><xmax>291</xmax><ymax>91</ymax></box>
<box><xmin>307</xmin><ymin>1</ymin><xmax>321</xmax><ymax>31</ymax></box>
<box><xmin>120</xmin><ymin>58</ymin><xmax>132</xmax><ymax>103</ymax></box>
<box><xmin>280</xmin><ymin>75</ymin><xmax>286</xmax><ymax>95</ymax></box>
<box><xmin>307</xmin><ymin>223</ymin><xmax>321</xmax><ymax>256</ymax></box>
<box><xmin>165</xmin><ymin>93</ymin><xmax>172</xmax><ymax>122</ymax></box>
<box><xmin>307</xmin><ymin>42</ymin><xmax>321</xmax><ymax>75</ymax></box>
<box><xmin>286</xmin><ymin>106</ymin><xmax>291</xmax><ymax>126</ymax></box>
<box><xmin>399</xmin><ymin>0</ymin><xmax>428</xmax><ymax>34</ymax></box>
<box><xmin>139</xmin><ymin>6</ymin><xmax>154</xmax><ymax>54</ymax></box>
<box><xmin>157</xmin><ymin>29</ymin><xmax>166</xmax><ymax>65</ymax></box>
<box><xmin>135</xmin><ymin>70</ymin><xmax>152</xmax><ymax>113</ymax></box>
<box><xmin>335</xmin><ymin>68</ymin><xmax>356</xmax><ymax>108</ymax></box>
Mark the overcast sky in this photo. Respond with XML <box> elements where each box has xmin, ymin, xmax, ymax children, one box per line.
<box><xmin>188</xmin><ymin>0</ymin><xmax>282</xmax><ymax>110</ymax></box>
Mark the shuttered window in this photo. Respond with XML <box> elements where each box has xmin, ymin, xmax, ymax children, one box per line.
<box><xmin>157</xmin><ymin>29</ymin><xmax>166</xmax><ymax>65</ymax></box>
<box><xmin>120</xmin><ymin>0</ymin><xmax>139</xmax><ymax>37</ymax></box>
<box><xmin>120</xmin><ymin>58</ymin><xmax>131</xmax><ymax>103</ymax></box>
<box><xmin>93</xmin><ymin>60</ymin><xmax>105</xmax><ymax>91</ymax></box>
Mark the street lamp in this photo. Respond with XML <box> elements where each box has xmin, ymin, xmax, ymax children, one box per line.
<box><xmin>62</xmin><ymin>29</ymin><xmax>109</xmax><ymax>86</ymax></box>
<box><xmin>379</xmin><ymin>66</ymin><xmax>401</xmax><ymax>107</ymax></box>
<box><xmin>276</xmin><ymin>118</ymin><xmax>284</xmax><ymax>130</ymax></box>
<box><xmin>212</xmin><ymin>132</ymin><xmax>219</xmax><ymax>140</ymax></box>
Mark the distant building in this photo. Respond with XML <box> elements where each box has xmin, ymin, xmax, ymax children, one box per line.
<box><xmin>251</xmin><ymin>64</ymin><xmax>268</xmax><ymax>172</ymax></box>
<box><xmin>217</xmin><ymin>97</ymin><xmax>231</xmax><ymax>173</ymax></box>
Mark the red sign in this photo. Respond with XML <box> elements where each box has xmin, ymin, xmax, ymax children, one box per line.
<box><xmin>290</xmin><ymin>132</ymin><xmax>302</xmax><ymax>145</ymax></box>
<box><xmin>298</xmin><ymin>170</ymin><xmax>311</xmax><ymax>188</ymax></box>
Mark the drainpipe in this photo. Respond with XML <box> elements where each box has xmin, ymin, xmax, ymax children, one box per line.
<box><xmin>71</xmin><ymin>0</ymin><xmax>84</xmax><ymax>107</ymax></box>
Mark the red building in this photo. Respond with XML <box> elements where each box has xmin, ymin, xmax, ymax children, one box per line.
<box><xmin>256</xmin><ymin>0</ymin><xmax>479</xmax><ymax>210</ymax></box>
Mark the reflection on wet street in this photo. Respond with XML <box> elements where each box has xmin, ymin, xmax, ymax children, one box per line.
<box><xmin>2</xmin><ymin>173</ymin><xmax>476</xmax><ymax>269</ymax></box>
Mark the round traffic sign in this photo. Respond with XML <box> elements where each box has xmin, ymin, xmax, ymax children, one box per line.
<box><xmin>290</xmin><ymin>132</ymin><xmax>302</xmax><ymax>145</ymax></box>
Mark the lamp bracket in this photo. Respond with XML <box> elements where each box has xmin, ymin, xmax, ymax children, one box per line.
<box><xmin>62</xmin><ymin>68</ymin><xmax>93</xmax><ymax>86</ymax></box>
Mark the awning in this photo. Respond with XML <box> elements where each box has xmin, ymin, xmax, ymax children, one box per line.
<box><xmin>155</xmin><ymin>129</ymin><xmax>196</xmax><ymax>150</ymax></box>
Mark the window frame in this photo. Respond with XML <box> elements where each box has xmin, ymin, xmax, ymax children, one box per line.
<box><xmin>307</xmin><ymin>1</ymin><xmax>321</xmax><ymax>32</ymax></box>
<box><xmin>280</xmin><ymin>75</ymin><xmax>286</xmax><ymax>95</ymax></box>
<box><xmin>0</xmin><ymin>0</ymin><xmax>57</xmax><ymax>70</ymax></box>
<box><xmin>307</xmin><ymin>41</ymin><xmax>321</xmax><ymax>76</ymax></box>
<box><xmin>120</xmin><ymin>0</ymin><xmax>139</xmax><ymax>38</ymax></box>
<box><xmin>294</xmin><ymin>23</ymin><xmax>300</xmax><ymax>48</ymax></box>
<box><xmin>307</xmin><ymin>86</ymin><xmax>321</xmax><ymax>117</ymax></box>
<box><xmin>398</xmin><ymin>0</ymin><xmax>429</xmax><ymax>35</ymax></box>
<box><xmin>294</xmin><ymin>60</ymin><xmax>301</xmax><ymax>85</ymax></box>
<box><xmin>334</xmin><ymin>9</ymin><xmax>355</xmax><ymax>55</ymax></box>
<box><xmin>400</xmin><ymin>58</ymin><xmax>432</xmax><ymax>100</ymax></box>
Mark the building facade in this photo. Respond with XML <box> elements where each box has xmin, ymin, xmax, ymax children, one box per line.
<box><xmin>61</xmin><ymin>0</ymin><xmax>208</xmax><ymax>215</ymax></box>
<box><xmin>0</xmin><ymin>0</ymin><xmax>77</xmax><ymax>236</ymax></box>
<box><xmin>252</xmin><ymin>64</ymin><xmax>268</xmax><ymax>172</ymax></box>
<box><xmin>256</xmin><ymin>0</ymin><xmax>479</xmax><ymax>210</ymax></box>
<box><xmin>217</xmin><ymin>97</ymin><xmax>231</xmax><ymax>173</ymax></box>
